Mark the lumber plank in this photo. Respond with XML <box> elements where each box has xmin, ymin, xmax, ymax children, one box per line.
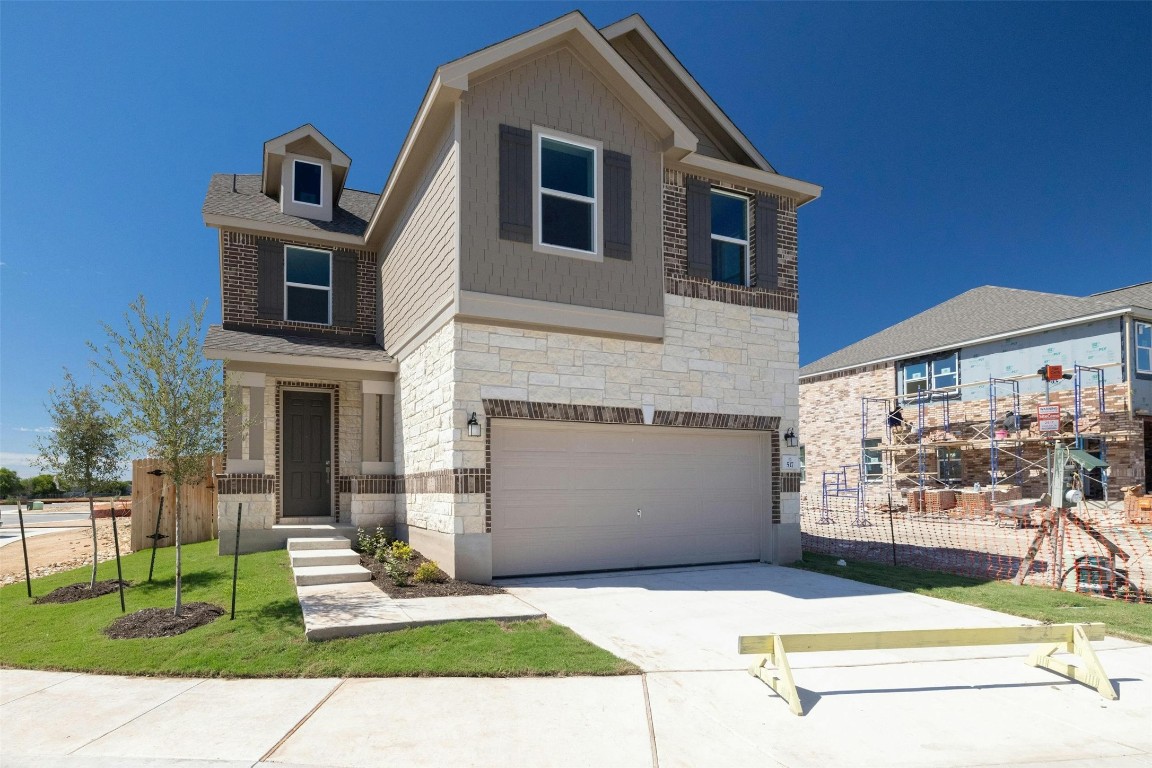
<box><xmin>738</xmin><ymin>623</ymin><xmax>1104</xmax><ymax>655</ymax></box>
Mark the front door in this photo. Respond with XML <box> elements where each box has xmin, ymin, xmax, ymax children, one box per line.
<box><xmin>283</xmin><ymin>391</ymin><xmax>331</xmax><ymax>517</ymax></box>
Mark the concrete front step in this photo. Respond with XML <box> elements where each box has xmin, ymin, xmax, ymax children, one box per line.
<box><xmin>290</xmin><ymin>549</ymin><xmax>360</xmax><ymax>568</ymax></box>
<box><xmin>287</xmin><ymin>537</ymin><xmax>352</xmax><ymax>552</ymax></box>
<box><xmin>294</xmin><ymin>564</ymin><xmax>372</xmax><ymax>587</ymax></box>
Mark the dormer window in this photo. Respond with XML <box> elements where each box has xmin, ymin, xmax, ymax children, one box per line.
<box><xmin>293</xmin><ymin>160</ymin><xmax>323</xmax><ymax>206</ymax></box>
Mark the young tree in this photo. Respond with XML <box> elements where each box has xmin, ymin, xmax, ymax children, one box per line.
<box><xmin>0</xmin><ymin>467</ymin><xmax>22</xmax><ymax>499</ymax></box>
<box><xmin>91</xmin><ymin>296</ymin><xmax>226</xmax><ymax>616</ymax></box>
<box><xmin>35</xmin><ymin>371</ymin><xmax>123</xmax><ymax>589</ymax></box>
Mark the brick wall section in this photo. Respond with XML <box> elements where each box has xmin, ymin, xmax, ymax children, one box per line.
<box><xmin>800</xmin><ymin>363</ymin><xmax>895</xmax><ymax>497</ymax></box>
<box><xmin>220</xmin><ymin>230</ymin><xmax>376</xmax><ymax>340</ymax></box>
<box><xmin>662</xmin><ymin>168</ymin><xmax>799</xmax><ymax>313</ymax></box>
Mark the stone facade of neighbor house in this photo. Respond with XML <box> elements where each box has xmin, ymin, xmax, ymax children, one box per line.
<box><xmin>203</xmin><ymin>12</ymin><xmax>822</xmax><ymax>580</ymax></box>
<box><xmin>800</xmin><ymin>284</ymin><xmax>1152</xmax><ymax>511</ymax></box>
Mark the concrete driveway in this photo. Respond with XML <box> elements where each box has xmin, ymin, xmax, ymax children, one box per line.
<box><xmin>2</xmin><ymin>563</ymin><xmax>1150</xmax><ymax>767</ymax></box>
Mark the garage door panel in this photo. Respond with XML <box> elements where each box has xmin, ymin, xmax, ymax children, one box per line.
<box><xmin>492</xmin><ymin>422</ymin><xmax>765</xmax><ymax>577</ymax></box>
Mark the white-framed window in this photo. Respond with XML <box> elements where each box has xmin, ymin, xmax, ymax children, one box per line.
<box><xmin>534</xmin><ymin>127</ymin><xmax>601</xmax><ymax>259</ymax></box>
<box><xmin>799</xmin><ymin>445</ymin><xmax>806</xmax><ymax>483</ymax></box>
<box><xmin>284</xmin><ymin>246</ymin><xmax>331</xmax><ymax>324</ymax></box>
<box><xmin>863</xmin><ymin>438</ymin><xmax>883</xmax><ymax>481</ymax></box>
<box><xmin>937</xmin><ymin>446</ymin><xmax>962</xmax><ymax>483</ymax></box>
<box><xmin>292</xmin><ymin>159</ymin><xmax>323</xmax><ymax>207</ymax></box>
<box><xmin>710</xmin><ymin>190</ymin><xmax>749</xmax><ymax>286</ymax></box>
<box><xmin>902</xmin><ymin>352</ymin><xmax>959</xmax><ymax>396</ymax></box>
<box><xmin>1136</xmin><ymin>321</ymin><xmax>1152</xmax><ymax>374</ymax></box>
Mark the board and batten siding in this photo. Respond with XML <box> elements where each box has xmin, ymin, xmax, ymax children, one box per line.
<box><xmin>380</xmin><ymin>127</ymin><xmax>458</xmax><ymax>353</ymax></box>
<box><xmin>458</xmin><ymin>46</ymin><xmax>663</xmax><ymax>317</ymax></box>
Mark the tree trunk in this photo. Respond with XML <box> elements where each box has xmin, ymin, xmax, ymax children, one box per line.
<box><xmin>88</xmin><ymin>496</ymin><xmax>98</xmax><ymax>589</ymax></box>
<box><xmin>173</xmin><ymin>483</ymin><xmax>183</xmax><ymax>617</ymax></box>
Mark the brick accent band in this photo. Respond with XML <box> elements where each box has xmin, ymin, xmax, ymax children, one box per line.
<box><xmin>652</xmin><ymin>410</ymin><xmax>780</xmax><ymax>431</ymax></box>
<box><xmin>484</xmin><ymin>399</ymin><xmax>644</xmax><ymax>424</ymax></box>
<box><xmin>664</xmin><ymin>277</ymin><xmax>798</xmax><ymax>313</ymax></box>
<box><xmin>216</xmin><ymin>474</ymin><xmax>277</xmax><ymax>495</ymax></box>
<box><xmin>337</xmin><ymin>470</ymin><xmax>489</xmax><ymax>495</ymax></box>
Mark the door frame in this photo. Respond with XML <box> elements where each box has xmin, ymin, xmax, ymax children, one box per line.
<box><xmin>278</xmin><ymin>385</ymin><xmax>337</xmax><ymax>520</ymax></box>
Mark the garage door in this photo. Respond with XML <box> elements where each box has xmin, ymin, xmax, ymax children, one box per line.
<box><xmin>491</xmin><ymin>420</ymin><xmax>767</xmax><ymax>577</ymax></box>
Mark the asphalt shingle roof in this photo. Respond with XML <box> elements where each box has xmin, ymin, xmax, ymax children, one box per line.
<box><xmin>204</xmin><ymin>325</ymin><xmax>392</xmax><ymax>363</ymax></box>
<box><xmin>801</xmin><ymin>283</ymin><xmax>1152</xmax><ymax>379</ymax></box>
<box><xmin>202</xmin><ymin>174</ymin><xmax>378</xmax><ymax>238</ymax></box>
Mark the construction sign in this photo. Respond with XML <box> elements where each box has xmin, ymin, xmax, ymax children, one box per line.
<box><xmin>1037</xmin><ymin>404</ymin><xmax>1061</xmax><ymax>432</ymax></box>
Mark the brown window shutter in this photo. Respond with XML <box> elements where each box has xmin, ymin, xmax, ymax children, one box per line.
<box><xmin>332</xmin><ymin>250</ymin><xmax>358</xmax><ymax>327</ymax></box>
<box><xmin>755</xmin><ymin>193</ymin><xmax>780</xmax><ymax>289</ymax></box>
<box><xmin>499</xmin><ymin>124</ymin><xmax>532</xmax><ymax>243</ymax></box>
<box><xmin>603</xmin><ymin>150</ymin><xmax>631</xmax><ymax>260</ymax></box>
<box><xmin>256</xmin><ymin>239</ymin><xmax>284</xmax><ymax>319</ymax></box>
<box><xmin>686</xmin><ymin>177</ymin><xmax>712</xmax><ymax>279</ymax></box>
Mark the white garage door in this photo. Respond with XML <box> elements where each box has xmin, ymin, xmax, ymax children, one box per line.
<box><xmin>491</xmin><ymin>420</ymin><xmax>767</xmax><ymax>577</ymax></box>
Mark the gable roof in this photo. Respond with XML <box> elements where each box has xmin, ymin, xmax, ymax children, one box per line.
<box><xmin>203</xmin><ymin>174</ymin><xmax>377</xmax><ymax>242</ymax></box>
<box><xmin>262</xmin><ymin>124</ymin><xmax>353</xmax><ymax>201</ymax></box>
<box><xmin>800</xmin><ymin>283</ymin><xmax>1152</xmax><ymax>379</ymax></box>
<box><xmin>600</xmin><ymin>14</ymin><xmax>773</xmax><ymax>173</ymax></box>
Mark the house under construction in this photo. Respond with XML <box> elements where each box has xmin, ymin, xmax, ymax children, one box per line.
<box><xmin>799</xmin><ymin>283</ymin><xmax>1152</xmax><ymax>515</ymax></box>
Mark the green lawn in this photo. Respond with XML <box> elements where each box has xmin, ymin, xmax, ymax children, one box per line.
<box><xmin>0</xmin><ymin>541</ymin><xmax>636</xmax><ymax>678</ymax></box>
<box><xmin>789</xmin><ymin>553</ymin><xmax>1152</xmax><ymax>644</ymax></box>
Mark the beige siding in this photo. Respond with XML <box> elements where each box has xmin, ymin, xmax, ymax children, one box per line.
<box><xmin>609</xmin><ymin>33</ymin><xmax>728</xmax><ymax>162</ymax></box>
<box><xmin>458</xmin><ymin>46</ymin><xmax>663</xmax><ymax>317</ymax></box>
<box><xmin>380</xmin><ymin>127</ymin><xmax>457</xmax><ymax>351</ymax></box>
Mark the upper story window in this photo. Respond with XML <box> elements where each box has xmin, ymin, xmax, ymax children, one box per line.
<box><xmin>1136</xmin><ymin>321</ymin><xmax>1152</xmax><ymax>374</ymax></box>
<box><xmin>293</xmin><ymin>160</ymin><xmax>323</xmax><ymax>207</ymax></box>
<box><xmin>710</xmin><ymin>191</ymin><xmax>749</xmax><ymax>286</ymax></box>
<box><xmin>284</xmin><ymin>246</ymin><xmax>331</xmax><ymax>324</ymax></box>
<box><xmin>901</xmin><ymin>351</ymin><xmax>958</xmax><ymax>396</ymax></box>
<box><xmin>536</xmin><ymin>129</ymin><xmax>600</xmax><ymax>256</ymax></box>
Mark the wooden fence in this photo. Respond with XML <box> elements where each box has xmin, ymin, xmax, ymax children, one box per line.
<box><xmin>130</xmin><ymin>456</ymin><xmax>222</xmax><ymax>552</ymax></box>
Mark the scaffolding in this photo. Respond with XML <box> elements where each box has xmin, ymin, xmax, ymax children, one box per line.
<box><xmin>820</xmin><ymin>365</ymin><xmax>1111</xmax><ymax>521</ymax></box>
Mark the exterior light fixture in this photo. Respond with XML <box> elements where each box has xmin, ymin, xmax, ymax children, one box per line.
<box><xmin>784</xmin><ymin>428</ymin><xmax>798</xmax><ymax>448</ymax></box>
<box><xmin>467</xmin><ymin>412</ymin><xmax>482</xmax><ymax>438</ymax></box>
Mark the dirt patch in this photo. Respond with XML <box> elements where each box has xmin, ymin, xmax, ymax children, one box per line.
<box><xmin>360</xmin><ymin>553</ymin><xmax>505</xmax><ymax>599</ymax></box>
<box><xmin>34</xmin><ymin>579</ymin><xmax>130</xmax><ymax>604</ymax></box>
<box><xmin>104</xmin><ymin>602</ymin><xmax>225</xmax><ymax>639</ymax></box>
<box><xmin>1</xmin><ymin>517</ymin><xmax>133</xmax><ymax>586</ymax></box>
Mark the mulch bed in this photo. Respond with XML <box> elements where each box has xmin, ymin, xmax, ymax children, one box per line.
<box><xmin>104</xmin><ymin>602</ymin><xmax>225</xmax><ymax>639</ymax></box>
<box><xmin>34</xmin><ymin>580</ymin><xmax>130</xmax><ymax>604</ymax></box>
<box><xmin>359</xmin><ymin>553</ymin><xmax>505</xmax><ymax>599</ymax></box>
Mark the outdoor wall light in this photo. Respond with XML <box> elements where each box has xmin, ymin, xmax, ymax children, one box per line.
<box><xmin>467</xmin><ymin>412</ymin><xmax>482</xmax><ymax>438</ymax></box>
<box><xmin>784</xmin><ymin>428</ymin><xmax>798</xmax><ymax>448</ymax></box>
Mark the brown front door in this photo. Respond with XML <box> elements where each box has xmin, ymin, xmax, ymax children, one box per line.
<box><xmin>283</xmin><ymin>391</ymin><xmax>331</xmax><ymax>517</ymax></box>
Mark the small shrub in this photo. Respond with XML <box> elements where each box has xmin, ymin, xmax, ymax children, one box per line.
<box><xmin>413</xmin><ymin>561</ymin><xmax>447</xmax><ymax>584</ymax></box>
<box><xmin>385</xmin><ymin>559</ymin><xmax>409</xmax><ymax>587</ymax></box>
<box><xmin>356</xmin><ymin>527</ymin><xmax>389</xmax><ymax>555</ymax></box>
<box><xmin>390</xmin><ymin>540</ymin><xmax>415</xmax><ymax>562</ymax></box>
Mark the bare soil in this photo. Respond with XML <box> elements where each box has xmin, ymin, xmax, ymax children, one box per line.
<box><xmin>1</xmin><ymin>512</ymin><xmax>133</xmax><ymax>586</ymax></box>
<box><xmin>34</xmin><ymin>579</ymin><xmax>130</xmax><ymax>604</ymax></box>
<box><xmin>359</xmin><ymin>552</ymin><xmax>505</xmax><ymax>599</ymax></box>
<box><xmin>104</xmin><ymin>602</ymin><xmax>225</xmax><ymax>639</ymax></box>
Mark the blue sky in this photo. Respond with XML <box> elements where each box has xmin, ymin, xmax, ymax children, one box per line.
<box><xmin>1</xmin><ymin>2</ymin><xmax>1149</xmax><ymax>478</ymax></box>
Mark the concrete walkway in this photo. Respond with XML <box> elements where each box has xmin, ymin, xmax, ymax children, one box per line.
<box><xmin>3</xmin><ymin>564</ymin><xmax>1150</xmax><ymax>767</ymax></box>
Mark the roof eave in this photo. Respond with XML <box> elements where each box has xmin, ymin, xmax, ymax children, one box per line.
<box><xmin>202</xmin><ymin>212</ymin><xmax>367</xmax><ymax>248</ymax></box>
<box><xmin>674</xmin><ymin>153</ymin><xmax>821</xmax><ymax>204</ymax></box>
<box><xmin>800</xmin><ymin>306</ymin><xmax>1135</xmax><ymax>381</ymax></box>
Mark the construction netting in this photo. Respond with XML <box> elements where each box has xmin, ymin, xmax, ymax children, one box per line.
<box><xmin>800</xmin><ymin>490</ymin><xmax>1152</xmax><ymax>603</ymax></box>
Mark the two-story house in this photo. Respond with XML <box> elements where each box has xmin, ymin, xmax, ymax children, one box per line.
<box><xmin>800</xmin><ymin>283</ymin><xmax>1152</xmax><ymax>512</ymax></box>
<box><xmin>202</xmin><ymin>12</ymin><xmax>821</xmax><ymax>582</ymax></box>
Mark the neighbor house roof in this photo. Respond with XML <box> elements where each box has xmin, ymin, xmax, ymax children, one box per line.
<box><xmin>202</xmin><ymin>174</ymin><xmax>378</xmax><ymax>241</ymax></box>
<box><xmin>801</xmin><ymin>282</ymin><xmax>1152</xmax><ymax>379</ymax></box>
<box><xmin>203</xmin><ymin>325</ymin><xmax>394</xmax><ymax>370</ymax></box>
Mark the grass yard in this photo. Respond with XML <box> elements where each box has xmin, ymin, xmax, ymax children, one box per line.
<box><xmin>790</xmin><ymin>553</ymin><xmax>1152</xmax><ymax>644</ymax></box>
<box><xmin>0</xmin><ymin>540</ymin><xmax>636</xmax><ymax>678</ymax></box>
